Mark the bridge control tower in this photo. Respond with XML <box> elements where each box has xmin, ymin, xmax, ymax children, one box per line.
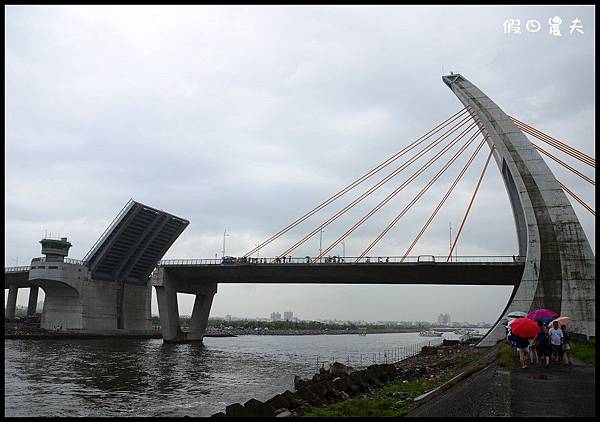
<box><xmin>40</xmin><ymin>237</ymin><xmax>72</xmax><ymax>262</ymax></box>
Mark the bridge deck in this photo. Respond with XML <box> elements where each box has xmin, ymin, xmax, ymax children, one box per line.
<box><xmin>155</xmin><ymin>262</ymin><xmax>524</xmax><ymax>285</ymax></box>
<box><xmin>4</xmin><ymin>270</ymin><xmax>30</xmax><ymax>288</ymax></box>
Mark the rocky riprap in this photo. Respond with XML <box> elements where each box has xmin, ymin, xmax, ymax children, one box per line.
<box><xmin>210</xmin><ymin>343</ymin><xmax>474</xmax><ymax>417</ymax></box>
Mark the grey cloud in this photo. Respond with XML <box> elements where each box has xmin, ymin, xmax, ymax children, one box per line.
<box><xmin>5</xmin><ymin>5</ymin><xmax>594</xmax><ymax>322</ymax></box>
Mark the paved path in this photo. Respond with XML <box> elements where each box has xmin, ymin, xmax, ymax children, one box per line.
<box><xmin>407</xmin><ymin>352</ymin><xmax>595</xmax><ymax>417</ymax></box>
<box><xmin>510</xmin><ymin>357</ymin><xmax>595</xmax><ymax>417</ymax></box>
<box><xmin>407</xmin><ymin>362</ymin><xmax>511</xmax><ymax>417</ymax></box>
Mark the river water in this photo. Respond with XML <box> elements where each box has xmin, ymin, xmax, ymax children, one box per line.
<box><xmin>4</xmin><ymin>331</ymin><xmax>478</xmax><ymax>417</ymax></box>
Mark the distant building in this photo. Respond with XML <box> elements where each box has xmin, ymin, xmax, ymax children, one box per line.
<box><xmin>270</xmin><ymin>312</ymin><xmax>281</xmax><ymax>321</ymax></box>
<box><xmin>225</xmin><ymin>314</ymin><xmax>231</xmax><ymax>322</ymax></box>
<box><xmin>283</xmin><ymin>311</ymin><xmax>293</xmax><ymax>321</ymax></box>
<box><xmin>437</xmin><ymin>313</ymin><xmax>451</xmax><ymax>325</ymax></box>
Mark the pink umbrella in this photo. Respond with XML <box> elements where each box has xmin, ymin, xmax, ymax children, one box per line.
<box><xmin>527</xmin><ymin>308</ymin><xmax>557</xmax><ymax>321</ymax></box>
<box><xmin>548</xmin><ymin>316</ymin><xmax>571</xmax><ymax>328</ymax></box>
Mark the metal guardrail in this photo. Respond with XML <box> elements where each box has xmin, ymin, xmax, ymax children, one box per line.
<box><xmin>4</xmin><ymin>265</ymin><xmax>31</xmax><ymax>273</ymax></box>
<box><xmin>82</xmin><ymin>199</ymin><xmax>135</xmax><ymax>264</ymax></box>
<box><xmin>5</xmin><ymin>258</ymin><xmax>86</xmax><ymax>272</ymax></box>
<box><xmin>314</xmin><ymin>337</ymin><xmax>446</xmax><ymax>371</ymax></box>
<box><xmin>158</xmin><ymin>255</ymin><xmax>526</xmax><ymax>266</ymax></box>
<box><xmin>31</xmin><ymin>257</ymin><xmax>85</xmax><ymax>265</ymax></box>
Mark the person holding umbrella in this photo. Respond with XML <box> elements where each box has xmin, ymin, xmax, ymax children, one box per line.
<box><xmin>548</xmin><ymin>320</ymin><xmax>564</xmax><ymax>363</ymax></box>
<box><xmin>536</xmin><ymin>321</ymin><xmax>551</xmax><ymax>368</ymax></box>
<box><xmin>510</xmin><ymin>318</ymin><xmax>540</xmax><ymax>369</ymax></box>
<box><xmin>525</xmin><ymin>309</ymin><xmax>556</xmax><ymax>366</ymax></box>
<box><xmin>514</xmin><ymin>334</ymin><xmax>531</xmax><ymax>369</ymax></box>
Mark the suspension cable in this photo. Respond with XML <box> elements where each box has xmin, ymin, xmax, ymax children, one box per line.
<box><xmin>363</xmin><ymin>135</ymin><xmax>487</xmax><ymax>262</ymax></box>
<box><xmin>447</xmin><ymin>145</ymin><xmax>495</xmax><ymax>262</ymax></box>
<box><xmin>511</xmin><ymin>117</ymin><xmax>595</xmax><ymax>168</ymax></box>
<box><xmin>533</xmin><ymin>144</ymin><xmax>595</xmax><ymax>186</ymax></box>
<box><xmin>243</xmin><ymin>107</ymin><xmax>472</xmax><ymax>257</ymax></box>
<box><xmin>516</xmin><ymin>121</ymin><xmax>595</xmax><ymax>168</ymax></box>
<box><xmin>313</xmin><ymin>123</ymin><xmax>482</xmax><ymax>262</ymax></box>
<box><xmin>352</xmin><ymin>129</ymin><xmax>485</xmax><ymax>262</ymax></box>
<box><xmin>277</xmin><ymin>117</ymin><xmax>479</xmax><ymax>258</ymax></box>
<box><xmin>397</xmin><ymin>138</ymin><xmax>490</xmax><ymax>262</ymax></box>
<box><xmin>558</xmin><ymin>181</ymin><xmax>595</xmax><ymax>216</ymax></box>
<box><xmin>511</xmin><ymin>117</ymin><xmax>594</xmax><ymax>166</ymax></box>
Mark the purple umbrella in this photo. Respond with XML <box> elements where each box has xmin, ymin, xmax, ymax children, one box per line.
<box><xmin>527</xmin><ymin>309</ymin><xmax>558</xmax><ymax>321</ymax></box>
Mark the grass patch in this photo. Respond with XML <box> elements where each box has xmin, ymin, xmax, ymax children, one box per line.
<box><xmin>381</xmin><ymin>377</ymin><xmax>444</xmax><ymax>396</ymax></box>
<box><xmin>304</xmin><ymin>398</ymin><xmax>402</xmax><ymax>417</ymax></box>
<box><xmin>496</xmin><ymin>343</ymin><xmax>515</xmax><ymax>368</ymax></box>
<box><xmin>570</xmin><ymin>337</ymin><xmax>595</xmax><ymax>365</ymax></box>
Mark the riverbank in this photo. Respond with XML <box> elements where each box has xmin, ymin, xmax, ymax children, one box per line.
<box><xmin>211</xmin><ymin>338</ymin><xmax>492</xmax><ymax>417</ymax></box>
<box><xmin>6</xmin><ymin>324</ymin><xmax>486</xmax><ymax>340</ymax></box>
<box><xmin>203</xmin><ymin>327</ymin><xmax>469</xmax><ymax>336</ymax></box>
<box><xmin>303</xmin><ymin>341</ymin><xmax>495</xmax><ymax>417</ymax></box>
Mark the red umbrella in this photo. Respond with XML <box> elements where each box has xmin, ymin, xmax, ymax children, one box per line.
<box><xmin>510</xmin><ymin>317</ymin><xmax>540</xmax><ymax>339</ymax></box>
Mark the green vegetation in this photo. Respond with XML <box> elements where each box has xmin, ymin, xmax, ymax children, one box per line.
<box><xmin>497</xmin><ymin>343</ymin><xmax>516</xmax><ymax>368</ymax></box>
<box><xmin>305</xmin><ymin>398</ymin><xmax>402</xmax><ymax>417</ymax></box>
<box><xmin>305</xmin><ymin>348</ymin><xmax>485</xmax><ymax>417</ymax></box>
<box><xmin>570</xmin><ymin>337</ymin><xmax>595</xmax><ymax>365</ymax></box>
<box><xmin>205</xmin><ymin>318</ymin><xmax>433</xmax><ymax>331</ymax></box>
<box><xmin>12</xmin><ymin>305</ymin><xmax>43</xmax><ymax>318</ymax></box>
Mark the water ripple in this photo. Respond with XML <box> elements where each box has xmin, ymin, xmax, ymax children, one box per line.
<box><xmin>5</xmin><ymin>331</ymin><xmax>468</xmax><ymax>416</ymax></box>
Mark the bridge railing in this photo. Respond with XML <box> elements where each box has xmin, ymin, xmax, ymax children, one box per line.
<box><xmin>31</xmin><ymin>257</ymin><xmax>86</xmax><ymax>266</ymax></box>
<box><xmin>158</xmin><ymin>255</ymin><xmax>525</xmax><ymax>266</ymax></box>
<box><xmin>4</xmin><ymin>265</ymin><xmax>31</xmax><ymax>273</ymax></box>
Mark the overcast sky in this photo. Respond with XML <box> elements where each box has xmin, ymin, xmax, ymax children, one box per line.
<box><xmin>5</xmin><ymin>5</ymin><xmax>595</xmax><ymax>323</ymax></box>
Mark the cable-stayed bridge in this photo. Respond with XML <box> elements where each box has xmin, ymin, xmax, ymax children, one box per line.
<box><xmin>5</xmin><ymin>74</ymin><xmax>595</xmax><ymax>346</ymax></box>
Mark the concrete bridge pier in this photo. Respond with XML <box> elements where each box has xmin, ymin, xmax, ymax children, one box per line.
<box><xmin>187</xmin><ymin>291</ymin><xmax>216</xmax><ymax>341</ymax></box>
<box><xmin>6</xmin><ymin>285</ymin><xmax>18</xmax><ymax>320</ymax></box>
<box><xmin>152</xmin><ymin>267</ymin><xmax>217</xmax><ymax>343</ymax></box>
<box><xmin>27</xmin><ymin>286</ymin><xmax>39</xmax><ymax>316</ymax></box>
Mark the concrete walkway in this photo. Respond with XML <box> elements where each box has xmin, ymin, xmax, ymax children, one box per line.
<box><xmin>510</xmin><ymin>357</ymin><xmax>595</xmax><ymax>417</ymax></box>
<box><xmin>407</xmin><ymin>352</ymin><xmax>595</xmax><ymax>417</ymax></box>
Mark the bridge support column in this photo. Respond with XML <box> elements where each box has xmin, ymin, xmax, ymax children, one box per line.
<box><xmin>152</xmin><ymin>267</ymin><xmax>217</xmax><ymax>343</ymax></box>
<box><xmin>6</xmin><ymin>285</ymin><xmax>18</xmax><ymax>320</ymax></box>
<box><xmin>155</xmin><ymin>284</ymin><xmax>184</xmax><ymax>342</ymax></box>
<box><xmin>187</xmin><ymin>289</ymin><xmax>217</xmax><ymax>341</ymax></box>
<box><xmin>27</xmin><ymin>286</ymin><xmax>39</xmax><ymax>316</ymax></box>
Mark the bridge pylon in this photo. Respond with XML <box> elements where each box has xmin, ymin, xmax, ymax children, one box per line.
<box><xmin>443</xmin><ymin>74</ymin><xmax>595</xmax><ymax>345</ymax></box>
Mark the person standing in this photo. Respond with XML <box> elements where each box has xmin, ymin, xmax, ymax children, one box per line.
<box><xmin>513</xmin><ymin>334</ymin><xmax>530</xmax><ymax>369</ymax></box>
<box><xmin>529</xmin><ymin>334</ymin><xmax>539</xmax><ymax>366</ymax></box>
<box><xmin>536</xmin><ymin>321</ymin><xmax>551</xmax><ymax>368</ymax></box>
<box><xmin>548</xmin><ymin>321</ymin><xmax>564</xmax><ymax>363</ymax></box>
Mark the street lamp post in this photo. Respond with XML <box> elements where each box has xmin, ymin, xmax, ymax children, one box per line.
<box><xmin>222</xmin><ymin>228</ymin><xmax>230</xmax><ymax>258</ymax></box>
<box><xmin>449</xmin><ymin>222</ymin><xmax>452</xmax><ymax>262</ymax></box>
<box><xmin>319</xmin><ymin>229</ymin><xmax>324</xmax><ymax>263</ymax></box>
